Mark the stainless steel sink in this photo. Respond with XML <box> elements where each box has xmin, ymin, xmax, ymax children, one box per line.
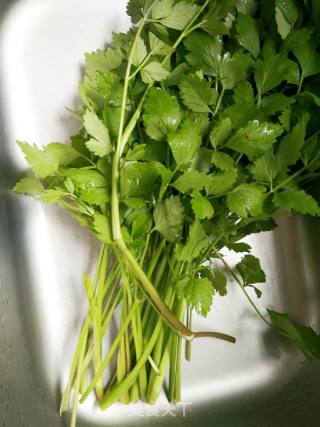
<box><xmin>1</xmin><ymin>1</ymin><xmax>320</xmax><ymax>426</ymax></box>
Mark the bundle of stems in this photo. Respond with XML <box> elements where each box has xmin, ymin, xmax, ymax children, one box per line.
<box><xmin>13</xmin><ymin>1</ymin><xmax>320</xmax><ymax>426</ymax></box>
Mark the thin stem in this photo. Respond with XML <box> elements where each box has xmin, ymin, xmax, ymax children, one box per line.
<box><xmin>116</xmin><ymin>238</ymin><xmax>194</xmax><ymax>340</ymax></box>
<box><xmin>297</xmin><ymin>72</ymin><xmax>304</xmax><ymax>95</ymax></box>
<box><xmin>129</xmin><ymin>51</ymin><xmax>153</xmax><ymax>80</ymax></box>
<box><xmin>111</xmin><ymin>9</ymin><xmax>151</xmax><ymax>241</ymax></box>
<box><xmin>185</xmin><ymin>306</ymin><xmax>192</xmax><ymax>361</ymax></box>
<box><xmin>69</xmin><ymin>319</ymin><xmax>90</xmax><ymax>427</ymax></box>
<box><xmin>213</xmin><ymin>88</ymin><xmax>225</xmax><ymax>116</ymax></box>
<box><xmin>193</xmin><ymin>332</ymin><xmax>236</xmax><ymax>343</ymax></box>
<box><xmin>148</xmin><ymin>355</ymin><xmax>160</xmax><ymax>375</ymax></box>
<box><xmin>59</xmin><ymin>317</ymin><xmax>90</xmax><ymax>415</ymax></box>
<box><xmin>271</xmin><ymin>167</ymin><xmax>307</xmax><ymax>193</ymax></box>
<box><xmin>147</xmin><ymin>337</ymin><xmax>172</xmax><ymax>404</ymax></box>
<box><xmin>117</xmin><ymin>287</ymin><xmax>130</xmax><ymax>403</ymax></box>
<box><xmin>272</xmin><ymin>150</ymin><xmax>320</xmax><ymax>193</ymax></box>
<box><xmin>159</xmin><ymin>165</ymin><xmax>179</xmax><ymax>200</ymax></box>
<box><xmin>80</xmin><ymin>286</ymin><xmax>122</xmax><ymax>384</ymax></box>
<box><xmin>80</xmin><ymin>301</ymin><xmax>140</xmax><ymax>403</ymax></box>
<box><xmin>100</xmin><ymin>288</ymin><xmax>175</xmax><ymax>410</ymax></box>
<box><xmin>162</xmin><ymin>0</ymin><xmax>211</xmax><ymax>66</ymax></box>
<box><xmin>212</xmin><ymin>247</ymin><xmax>271</xmax><ymax>327</ymax></box>
<box><xmin>93</xmin><ymin>246</ymin><xmax>108</xmax><ymax>400</ymax></box>
<box><xmin>100</xmin><ymin>315</ymin><xmax>164</xmax><ymax>410</ymax></box>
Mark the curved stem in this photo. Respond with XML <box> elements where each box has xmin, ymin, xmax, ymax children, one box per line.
<box><xmin>212</xmin><ymin>247</ymin><xmax>271</xmax><ymax>327</ymax></box>
<box><xmin>193</xmin><ymin>331</ymin><xmax>236</xmax><ymax>343</ymax></box>
<box><xmin>111</xmin><ymin>0</ymin><xmax>213</xmax><ymax>341</ymax></box>
<box><xmin>115</xmin><ymin>237</ymin><xmax>194</xmax><ymax>340</ymax></box>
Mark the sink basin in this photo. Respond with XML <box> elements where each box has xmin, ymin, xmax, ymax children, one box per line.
<box><xmin>1</xmin><ymin>1</ymin><xmax>320</xmax><ymax>426</ymax></box>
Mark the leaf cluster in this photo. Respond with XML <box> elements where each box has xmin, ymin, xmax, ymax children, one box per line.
<box><xmin>13</xmin><ymin>0</ymin><xmax>320</xmax><ymax>359</ymax></box>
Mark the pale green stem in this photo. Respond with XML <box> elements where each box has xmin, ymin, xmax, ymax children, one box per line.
<box><xmin>80</xmin><ymin>301</ymin><xmax>140</xmax><ymax>403</ymax></box>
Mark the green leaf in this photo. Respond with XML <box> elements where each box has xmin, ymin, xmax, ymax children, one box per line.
<box><xmin>207</xmin><ymin>0</ymin><xmax>236</xmax><ymax>20</ymax></box>
<box><xmin>236</xmin><ymin>254</ymin><xmax>266</xmax><ymax>285</ymax></box>
<box><xmin>254</xmin><ymin>43</ymin><xmax>294</xmax><ymax>96</ymax></box>
<box><xmin>140</xmin><ymin>61</ymin><xmax>170</xmax><ymax>84</ymax></box>
<box><xmin>227</xmin><ymin>120</ymin><xmax>283</xmax><ymax>160</ymax></box>
<box><xmin>149</xmin><ymin>33</ymin><xmax>173</xmax><ymax>55</ymax></box>
<box><xmin>251</xmin><ymin>149</ymin><xmax>278</xmax><ymax>185</ymax></box>
<box><xmin>175</xmin><ymin>220</ymin><xmax>208</xmax><ymax>262</ymax></box>
<box><xmin>172</xmin><ymin>170</ymin><xmax>211</xmax><ymax>193</ymax></box>
<box><xmin>276</xmin><ymin>119</ymin><xmax>307</xmax><ymax>168</ymax></box>
<box><xmin>236</xmin><ymin>0</ymin><xmax>257</xmax><ymax>15</ymax></box>
<box><xmin>84</xmin><ymin>49</ymin><xmax>121</xmax><ymax>77</ymax></box>
<box><xmin>200</xmin><ymin>17</ymin><xmax>230</xmax><ymax>37</ymax></box>
<box><xmin>236</xmin><ymin>13</ymin><xmax>260</xmax><ymax>58</ymax></box>
<box><xmin>273</xmin><ymin>190</ymin><xmax>320</xmax><ymax>216</ymax></box>
<box><xmin>275</xmin><ymin>0</ymin><xmax>300</xmax><ymax>26</ymax></box>
<box><xmin>219</xmin><ymin>52</ymin><xmax>252</xmax><ymax>90</ymax></box>
<box><xmin>168</xmin><ymin>118</ymin><xmax>202</xmax><ymax>169</ymax></box>
<box><xmin>279</xmin><ymin>108</ymin><xmax>291</xmax><ymax>131</ymax></box>
<box><xmin>211</xmin><ymin>269</ymin><xmax>228</xmax><ymax>296</ymax></box>
<box><xmin>223</xmin><ymin>82</ymin><xmax>259</xmax><ymax>128</ymax></box>
<box><xmin>45</xmin><ymin>143</ymin><xmax>80</xmax><ymax>166</ymax></box>
<box><xmin>210</xmin><ymin>118</ymin><xmax>233</xmax><ymax>149</ymax></box>
<box><xmin>143</xmin><ymin>87</ymin><xmax>181</xmax><ymax>140</ymax></box>
<box><xmin>132</xmin><ymin>211</ymin><xmax>153</xmax><ymax>237</ymax></box>
<box><xmin>175</xmin><ymin>277</ymin><xmax>214</xmax><ymax>317</ymax></box>
<box><xmin>227</xmin><ymin>242</ymin><xmax>251</xmax><ymax>253</ymax></box>
<box><xmin>126</xmin><ymin>0</ymin><xmax>152</xmax><ymax>23</ymax></box>
<box><xmin>301</xmin><ymin>134</ymin><xmax>320</xmax><ymax>170</ymax></box>
<box><xmin>191</xmin><ymin>192</ymin><xmax>214</xmax><ymax>219</ymax></box>
<box><xmin>151</xmin><ymin>161</ymin><xmax>172</xmax><ymax>196</ymax></box>
<box><xmin>63</xmin><ymin>168</ymin><xmax>108</xmax><ymax>189</ymax></box>
<box><xmin>122</xmin><ymin>197</ymin><xmax>145</xmax><ymax>209</ymax></box>
<box><xmin>13</xmin><ymin>176</ymin><xmax>44</xmax><ymax>195</ymax></box>
<box><xmin>132</xmin><ymin>35</ymin><xmax>148</xmax><ymax>67</ymax></box>
<box><xmin>79</xmin><ymin>187</ymin><xmax>109</xmax><ymax>206</ymax></box>
<box><xmin>154</xmin><ymin>195</ymin><xmax>184</xmax><ymax>242</ymax></box>
<box><xmin>165</xmin><ymin>62</ymin><xmax>191</xmax><ymax>87</ymax></box>
<box><xmin>212</xmin><ymin>151</ymin><xmax>234</xmax><ymax>171</ymax></box>
<box><xmin>261</xmin><ymin>93</ymin><xmax>295</xmax><ymax>116</ymax></box>
<box><xmin>38</xmin><ymin>188</ymin><xmax>66</xmax><ymax>204</ymax></box>
<box><xmin>227</xmin><ymin>183</ymin><xmax>267</xmax><ymax>217</ymax></box>
<box><xmin>126</xmin><ymin>141</ymin><xmax>166</xmax><ymax>162</ymax></box>
<box><xmin>62</xmin><ymin>168</ymin><xmax>109</xmax><ymax>206</ymax></box>
<box><xmin>283</xmin><ymin>28</ymin><xmax>312</xmax><ymax>52</ymax></box>
<box><xmin>268</xmin><ymin>310</ymin><xmax>320</xmax><ymax>360</ymax></box>
<box><xmin>152</xmin><ymin>0</ymin><xmax>199</xmax><ymax>31</ymax></box>
<box><xmin>275</xmin><ymin>6</ymin><xmax>292</xmax><ymax>39</ymax></box>
<box><xmin>120</xmin><ymin>162</ymin><xmax>160</xmax><ymax>198</ymax></box>
<box><xmin>205</xmin><ymin>169</ymin><xmax>238</xmax><ymax>196</ymax></box>
<box><xmin>293</xmin><ymin>42</ymin><xmax>320</xmax><ymax>78</ymax></box>
<box><xmin>17</xmin><ymin>141</ymin><xmax>59</xmax><ymax>179</ymax></box>
<box><xmin>179</xmin><ymin>74</ymin><xmax>218</xmax><ymax>113</ymax></box>
<box><xmin>239</xmin><ymin>218</ymin><xmax>277</xmax><ymax>236</ymax></box>
<box><xmin>112</xmin><ymin>30</ymin><xmax>135</xmax><ymax>54</ymax></box>
<box><xmin>93</xmin><ymin>213</ymin><xmax>112</xmax><ymax>244</ymax></box>
<box><xmin>184</xmin><ymin>32</ymin><xmax>222</xmax><ymax>76</ymax></box>
<box><xmin>95</xmin><ymin>71</ymin><xmax>123</xmax><ymax>106</ymax></box>
<box><xmin>30</xmin><ymin>141</ymin><xmax>78</xmax><ymax>172</ymax></box>
<box><xmin>64</xmin><ymin>178</ymin><xmax>75</xmax><ymax>194</ymax></box>
<box><xmin>83</xmin><ymin>111</ymin><xmax>112</xmax><ymax>157</ymax></box>
<box><xmin>85</xmin><ymin>138</ymin><xmax>110</xmax><ymax>158</ymax></box>
<box><xmin>193</xmin><ymin>147</ymin><xmax>213</xmax><ymax>173</ymax></box>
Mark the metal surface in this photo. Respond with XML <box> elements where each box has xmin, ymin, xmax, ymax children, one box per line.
<box><xmin>0</xmin><ymin>1</ymin><xmax>320</xmax><ymax>426</ymax></box>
